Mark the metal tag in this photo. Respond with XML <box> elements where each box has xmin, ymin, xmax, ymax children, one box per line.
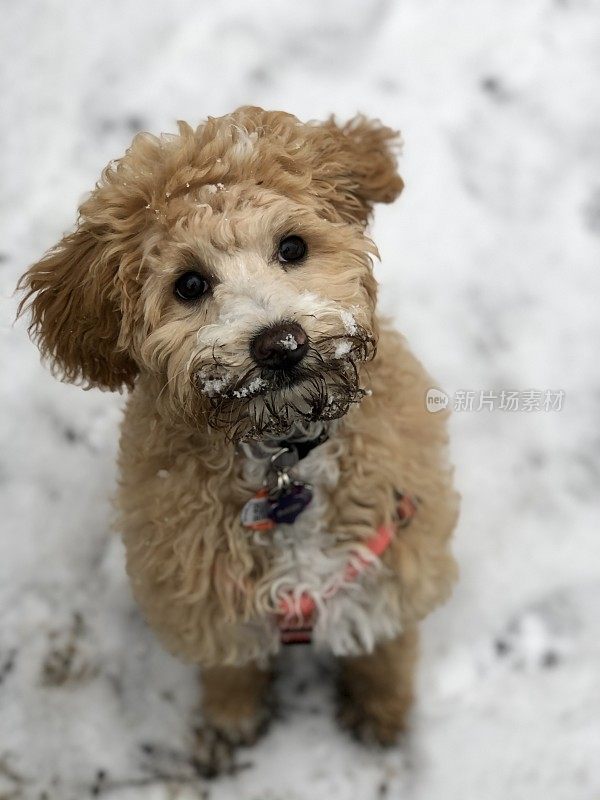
<box><xmin>240</xmin><ymin>490</ymin><xmax>276</xmax><ymax>531</ymax></box>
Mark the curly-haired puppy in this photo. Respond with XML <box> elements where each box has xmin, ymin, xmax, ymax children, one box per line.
<box><xmin>19</xmin><ymin>107</ymin><xmax>459</xmax><ymax>762</ymax></box>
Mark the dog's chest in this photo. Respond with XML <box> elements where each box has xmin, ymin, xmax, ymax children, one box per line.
<box><xmin>241</xmin><ymin>441</ymin><xmax>402</xmax><ymax>656</ymax></box>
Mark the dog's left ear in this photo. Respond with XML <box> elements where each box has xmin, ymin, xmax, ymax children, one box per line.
<box><xmin>309</xmin><ymin>115</ymin><xmax>404</xmax><ymax>226</ymax></box>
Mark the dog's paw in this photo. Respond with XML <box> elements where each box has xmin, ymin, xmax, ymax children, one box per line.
<box><xmin>211</xmin><ymin>704</ymin><xmax>272</xmax><ymax>747</ymax></box>
<box><xmin>193</xmin><ymin>725</ymin><xmax>238</xmax><ymax>778</ymax></box>
<box><xmin>194</xmin><ymin>708</ymin><xmax>271</xmax><ymax>778</ymax></box>
<box><xmin>336</xmin><ymin>697</ymin><xmax>409</xmax><ymax>747</ymax></box>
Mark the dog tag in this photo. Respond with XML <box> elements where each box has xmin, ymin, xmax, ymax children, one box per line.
<box><xmin>241</xmin><ymin>488</ymin><xmax>276</xmax><ymax>531</ymax></box>
<box><xmin>269</xmin><ymin>483</ymin><xmax>313</xmax><ymax>525</ymax></box>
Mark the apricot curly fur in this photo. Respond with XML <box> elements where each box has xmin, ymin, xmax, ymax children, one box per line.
<box><xmin>18</xmin><ymin>106</ymin><xmax>458</xmax><ymax>743</ymax></box>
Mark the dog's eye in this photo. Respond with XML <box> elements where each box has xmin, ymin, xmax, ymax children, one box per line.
<box><xmin>278</xmin><ymin>235</ymin><xmax>307</xmax><ymax>265</ymax></box>
<box><xmin>174</xmin><ymin>271</ymin><xmax>209</xmax><ymax>302</ymax></box>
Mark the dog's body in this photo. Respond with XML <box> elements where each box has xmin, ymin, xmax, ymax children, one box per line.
<box><xmin>19</xmin><ymin>107</ymin><xmax>458</xmax><ymax>753</ymax></box>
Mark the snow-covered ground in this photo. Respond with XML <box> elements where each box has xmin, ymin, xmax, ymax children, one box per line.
<box><xmin>1</xmin><ymin>1</ymin><xmax>599</xmax><ymax>798</ymax></box>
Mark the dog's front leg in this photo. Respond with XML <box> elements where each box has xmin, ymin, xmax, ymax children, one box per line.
<box><xmin>196</xmin><ymin>661</ymin><xmax>272</xmax><ymax>775</ymax></box>
<box><xmin>336</xmin><ymin>626</ymin><xmax>419</xmax><ymax>746</ymax></box>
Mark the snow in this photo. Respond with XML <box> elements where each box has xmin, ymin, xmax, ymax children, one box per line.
<box><xmin>339</xmin><ymin>309</ymin><xmax>358</xmax><ymax>336</ymax></box>
<box><xmin>334</xmin><ymin>339</ymin><xmax>353</xmax><ymax>359</ymax></box>
<box><xmin>1</xmin><ymin>1</ymin><xmax>599</xmax><ymax>799</ymax></box>
<box><xmin>279</xmin><ymin>333</ymin><xmax>299</xmax><ymax>351</ymax></box>
<box><xmin>232</xmin><ymin>376</ymin><xmax>267</xmax><ymax>399</ymax></box>
<box><xmin>197</xmin><ymin>371</ymin><xmax>231</xmax><ymax>397</ymax></box>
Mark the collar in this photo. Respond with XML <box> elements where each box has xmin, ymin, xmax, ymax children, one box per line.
<box><xmin>278</xmin><ymin>429</ymin><xmax>329</xmax><ymax>463</ymax></box>
<box><xmin>239</xmin><ymin>422</ymin><xmax>331</xmax><ymax>465</ymax></box>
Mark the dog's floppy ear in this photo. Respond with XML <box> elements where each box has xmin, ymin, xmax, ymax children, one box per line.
<box><xmin>17</xmin><ymin>186</ymin><xmax>145</xmax><ymax>391</ymax></box>
<box><xmin>309</xmin><ymin>115</ymin><xmax>404</xmax><ymax>226</ymax></box>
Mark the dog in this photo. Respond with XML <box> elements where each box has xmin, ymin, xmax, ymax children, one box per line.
<box><xmin>18</xmin><ymin>106</ymin><xmax>458</xmax><ymax>763</ymax></box>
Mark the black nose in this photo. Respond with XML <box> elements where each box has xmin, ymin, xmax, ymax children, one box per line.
<box><xmin>250</xmin><ymin>321</ymin><xmax>309</xmax><ymax>370</ymax></box>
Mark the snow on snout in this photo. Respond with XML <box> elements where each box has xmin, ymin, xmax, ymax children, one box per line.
<box><xmin>334</xmin><ymin>339</ymin><xmax>353</xmax><ymax>359</ymax></box>
<box><xmin>279</xmin><ymin>333</ymin><xmax>299</xmax><ymax>351</ymax></box>
<box><xmin>340</xmin><ymin>308</ymin><xmax>359</xmax><ymax>335</ymax></box>
<box><xmin>197</xmin><ymin>374</ymin><xmax>231</xmax><ymax>397</ymax></box>
<box><xmin>232</xmin><ymin>376</ymin><xmax>266</xmax><ymax>398</ymax></box>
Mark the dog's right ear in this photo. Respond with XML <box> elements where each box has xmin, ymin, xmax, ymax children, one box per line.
<box><xmin>17</xmin><ymin>128</ymin><xmax>176</xmax><ymax>390</ymax></box>
<box><xmin>17</xmin><ymin>205</ymin><xmax>141</xmax><ymax>392</ymax></box>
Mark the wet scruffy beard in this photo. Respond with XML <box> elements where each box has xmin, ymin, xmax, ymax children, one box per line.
<box><xmin>199</xmin><ymin>330</ymin><xmax>376</xmax><ymax>443</ymax></box>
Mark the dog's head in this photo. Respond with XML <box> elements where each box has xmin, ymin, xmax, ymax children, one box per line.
<box><xmin>19</xmin><ymin>107</ymin><xmax>403</xmax><ymax>441</ymax></box>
